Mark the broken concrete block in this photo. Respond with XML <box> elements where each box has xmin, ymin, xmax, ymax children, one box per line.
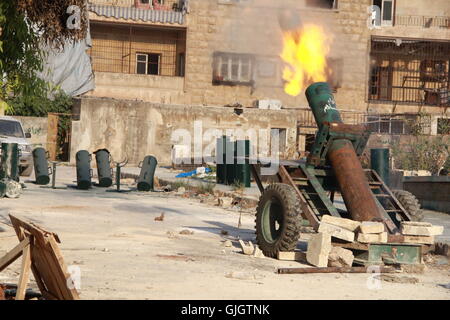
<box><xmin>253</xmin><ymin>246</ymin><xmax>265</xmax><ymax>258</ymax></box>
<box><xmin>277</xmin><ymin>251</ymin><xmax>307</xmax><ymax>262</ymax></box>
<box><xmin>239</xmin><ymin>240</ymin><xmax>254</xmax><ymax>255</ymax></box>
<box><xmin>328</xmin><ymin>247</ymin><xmax>354</xmax><ymax>267</ymax></box>
<box><xmin>306</xmin><ymin>233</ymin><xmax>332</xmax><ymax>267</ymax></box>
<box><xmin>401</xmin><ymin>224</ymin><xmax>444</xmax><ymax>236</ymax></box>
<box><xmin>403</xmin><ymin>235</ymin><xmax>435</xmax><ymax>245</ymax></box>
<box><xmin>321</xmin><ymin>215</ymin><xmax>361</xmax><ymax>232</ymax></box>
<box><xmin>357</xmin><ymin>232</ymin><xmax>388</xmax><ymax>244</ymax></box>
<box><xmin>359</xmin><ymin>221</ymin><xmax>385</xmax><ymax>234</ymax></box>
<box><xmin>218</xmin><ymin>197</ymin><xmax>233</xmax><ymax>207</ymax></box>
<box><xmin>222</xmin><ymin>240</ymin><xmax>233</xmax><ymax>247</ymax></box>
<box><xmin>176</xmin><ymin>187</ymin><xmax>186</xmax><ymax>194</ymax></box>
<box><xmin>318</xmin><ymin>222</ymin><xmax>355</xmax><ymax>242</ymax></box>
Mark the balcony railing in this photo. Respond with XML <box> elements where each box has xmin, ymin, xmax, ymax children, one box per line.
<box><xmin>88</xmin><ymin>0</ymin><xmax>185</xmax><ymax>12</ymax></box>
<box><xmin>395</xmin><ymin>15</ymin><xmax>449</xmax><ymax>28</ymax></box>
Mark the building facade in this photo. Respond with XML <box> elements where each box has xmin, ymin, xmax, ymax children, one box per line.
<box><xmin>74</xmin><ymin>0</ymin><xmax>449</xmax><ymax>164</ymax></box>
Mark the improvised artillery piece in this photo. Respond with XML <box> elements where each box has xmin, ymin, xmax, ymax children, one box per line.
<box><xmin>251</xmin><ymin>82</ymin><xmax>423</xmax><ymax>264</ymax></box>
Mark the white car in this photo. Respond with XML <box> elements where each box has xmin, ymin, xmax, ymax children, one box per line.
<box><xmin>0</xmin><ymin>116</ymin><xmax>33</xmax><ymax>176</ymax></box>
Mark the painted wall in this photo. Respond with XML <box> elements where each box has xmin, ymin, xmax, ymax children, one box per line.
<box><xmin>14</xmin><ymin>116</ymin><xmax>48</xmax><ymax>149</ymax></box>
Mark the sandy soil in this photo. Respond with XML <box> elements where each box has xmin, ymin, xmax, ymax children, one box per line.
<box><xmin>0</xmin><ymin>178</ymin><xmax>449</xmax><ymax>300</ymax></box>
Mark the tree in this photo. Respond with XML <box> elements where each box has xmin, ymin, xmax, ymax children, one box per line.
<box><xmin>0</xmin><ymin>0</ymin><xmax>87</xmax><ymax>112</ymax></box>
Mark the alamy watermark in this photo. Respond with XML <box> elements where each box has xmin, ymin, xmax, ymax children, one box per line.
<box><xmin>170</xmin><ymin>121</ymin><xmax>281</xmax><ymax>176</ymax></box>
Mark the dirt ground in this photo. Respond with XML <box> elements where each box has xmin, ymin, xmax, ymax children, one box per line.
<box><xmin>0</xmin><ymin>172</ymin><xmax>449</xmax><ymax>300</ymax></box>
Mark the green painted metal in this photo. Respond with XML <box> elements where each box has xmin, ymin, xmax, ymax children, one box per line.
<box><xmin>94</xmin><ymin>149</ymin><xmax>113</xmax><ymax>187</ymax></box>
<box><xmin>235</xmin><ymin>140</ymin><xmax>251</xmax><ymax>188</ymax></box>
<box><xmin>32</xmin><ymin>147</ymin><xmax>50</xmax><ymax>185</ymax></box>
<box><xmin>137</xmin><ymin>155</ymin><xmax>157</xmax><ymax>191</ymax></box>
<box><xmin>0</xmin><ymin>143</ymin><xmax>20</xmax><ymax>182</ymax></box>
<box><xmin>76</xmin><ymin>150</ymin><xmax>92</xmax><ymax>190</ymax></box>
<box><xmin>299</xmin><ymin>163</ymin><xmax>339</xmax><ymax>217</ymax></box>
<box><xmin>225</xmin><ymin>138</ymin><xmax>236</xmax><ymax>185</ymax></box>
<box><xmin>216</xmin><ymin>136</ymin><xmax>227</xmax><ymax>184</ymax></box>
<box><xmin>370</xmin><ymin>148</ymin><xmax>390</xmax><ymax>186</ymax></box>
<box><xmin>354</xmin><ymin>243</ymin><xmax>422</xmax><ymax>265</ymax></box>
<box><xmin>261</xmin><ymin>199</ymin><xmax>283</xmax><ymax>244</ymax></box>
<box><xmin>305</xmin><ymin>82</ymin><xmax>342</xmax><ymax>129</ymax></box>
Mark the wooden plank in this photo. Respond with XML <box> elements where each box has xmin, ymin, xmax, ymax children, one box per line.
<box><xmin>46</xmin><ymin>113</ymin><xmax>59</xmax><ymax>161</ymax></box>
<box><xmin>0</xmin><ymin>237</ymin><xmax>30</xmax><ymax>272</ymax></box>
<box><xmin>9</xmin><ymin>214</ymin><xmax>79</xmax><ymax>300</ymax></box>
<box><xmin>15</xmin><ymin>243</ymin><xmax>32</xmax><ymax>300</ymax></box>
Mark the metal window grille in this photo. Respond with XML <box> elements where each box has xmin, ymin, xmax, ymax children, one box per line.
<box><xmin>88</xmin><ymin>22</ymin><xmax>186</xmax><ymax>77</ymax></box>
<box><xmin>368</xmin><ymin>37</ymin><xmax>450</xmax><ymax>107</ymax></box>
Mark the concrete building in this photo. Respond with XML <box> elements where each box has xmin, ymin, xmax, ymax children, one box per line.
<box><xmin>71</xmin><ymin>0</ymin><xmax>450</xmax><ymax>164</ymax></box>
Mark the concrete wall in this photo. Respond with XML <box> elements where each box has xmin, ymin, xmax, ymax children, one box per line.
<box><xmin>15</xmin><ymin>116</ymin><xmax>48</xmax><ymax>148</ymax></box>
<box><xmin>70</xmin><ymin>97</ymin><xmax>298</xmax><ymax>165</ymax></box>
<box><xmin>404</xmin><ymin>176</ymin><xmax>450</xmax><ymax>213</ymax></box>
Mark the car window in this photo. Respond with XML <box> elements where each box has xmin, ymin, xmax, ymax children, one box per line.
<box><xmin>0</xmin><ymin>120</ymin><xmax>24</xmax><ymax>138</ymax></box>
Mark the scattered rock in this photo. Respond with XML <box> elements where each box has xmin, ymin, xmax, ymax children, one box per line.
<box><xmin>239</xmin><ymin>240</ymin><xmax>255</xmax><ymax>255</ymax></box>
<box><xmin>225</xmin><ymin>272</ymin><xmax>264</xmax><ymax>281</ymax></box>
<box><xmin>220</xmin><ymin>230</ymin><xmax>229</xmax><ymax>236</ymax></box>
<box><xmin>176</xmin><ymin>187</ymin><xmax>186</xmax><ymax>194</ymax></box>
<box><xmin>253</xmin><ymin>246</ymin><xmax>265</xmax><ymax>258</ymax></box>
<box><xmin>401</xmin><ymin>264</ymin><xmax>426</xmax><ymax>274</ymax></box>
<box><xmin>154</xmin><ymin>212</ymin><xmax>165</xmax><ymax>221</ymax></box>
<box><xmin>166</xmin><ymin>231</ymin><xmax>179</xmax><ymax>239</ymax></box>
<box><xmin>156</xmin><ymin>254</ymin><xmax>194</xmax><ymax>262</ymax></box>
<box><xmin>72</xmin><ymin>260</ymin><xmax>84</xmax><ymax>265</ymax></box>
<box><xmin>102</xmin><ymin>248</ymin><xmax>109</xmax><ymax>252</ymax></box>
<box><xmin>218</xmin><ymin>197</ymin><xmax>234</xmax><ymax>207</ymax></box>
<box><xmin>179</xmin><ymin>229</ymin><xmax>194</xmax><ymax>235</ymax></box>
<box><xmin>277</xmin><ymin>251</ymin><xmax>306</xmax><ymax>262</ymax></box>
<box><xmin>222</xmin><ymin>240</ymin><xmax>233</xmax><ymax>247</ymax></box>
<box><xmin>328</xmin><ymin>247</ymin><xmax>354</xmax><ymax>267</ymax></box>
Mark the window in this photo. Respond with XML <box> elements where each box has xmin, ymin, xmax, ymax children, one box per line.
<box><xmin>177</xmin><ymin>53</ymin><xmax>185</xmax><ymax>77</ymax></box>
<box><xmin>373</xmin><ymin>0</ymin><xmax>395</xmax><ymax>26</ymax></box>
<box><xmin>368</xmin><ymin>38</ymin><xmax>450</xmax><ymax>106</ymax></box>
<box><xmin>437</xmin><ymin>118</ymin><xmax>450</xmax><ymax>135</ymax></box>
<box><xmin>136</xmin><ymin>53</ymin><xmax>161</xmax><ymax>75</ymax></box>
<box><xmin>305</xmin><ymin>0</ymin><xmax>338</xmax><ymax>9</ymax></box>
<box><xmin>213</xmin><ymin>52</ymin><xmax>254</xmax><ymax>85</ymax></box>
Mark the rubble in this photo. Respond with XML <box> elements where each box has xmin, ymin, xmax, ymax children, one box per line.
<box><xmin>239</xmin><ymin>240</ymin><xmax>254</xmax><ymax>255</ymax></box>
<box><xmin>154</xmin><ymin>212</ymin><xmax>165</xmax><ymax>221</ymax></box>
<box><xmin>306</xmin><ymin>233</ymin><xmax>332</xmax><ymax>267</ymax></box>
<box><xmin>217</xmin><ymin>197</ymin><xmax>233</xmax><ymax>208</ymax></box>
<box><xmin>359</xmin><ymin>221</ymin><xmax>385</xmax><ymax>234</ymax></box>
<box><xmin>179</xmin><ymin>229</ymin><xmax>194</xmax><ymax>235</ymax></box>
<box><xmin>252</xmin><ymin>247</ymin><xmax>265</xmax><ymax>258</ymax></box>
<box><xmin>328</xmin><ymin>247</ymin><xmax>354</xmax><ymax>267</ymax></box>
<box><xmin>222</xmin><ymin>240</ymin><xmax>233</xmax><ymax>247</ymax></box>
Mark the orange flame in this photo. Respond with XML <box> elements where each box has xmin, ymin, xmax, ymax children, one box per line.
<box><xmin>280</xmin><ymin>24</ymin><xmax>331</xmax><ymax>96</ymax></box>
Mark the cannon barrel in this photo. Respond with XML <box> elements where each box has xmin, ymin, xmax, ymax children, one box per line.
<box><xmin>305</xmin><ymin>82</ymin><xmax>382</xmax><ymax>222</ymax></box>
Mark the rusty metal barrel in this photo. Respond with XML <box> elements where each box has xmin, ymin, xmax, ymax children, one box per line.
<box><xmin>306</xmin><ymin>82</ymin><xmax>382</xmax><ymax>222</ymax></box>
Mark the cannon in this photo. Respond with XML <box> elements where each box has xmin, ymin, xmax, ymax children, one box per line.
<box><xmin>252</xmin><ymin>82</ymin><xmax>422</xmax><ymax>261</ymax></box>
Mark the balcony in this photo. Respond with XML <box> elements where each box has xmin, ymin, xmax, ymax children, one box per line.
<box><xmin>395</xmin><ymin>15</ymin><xmax>449</xmax><ymax>29</ymax></box>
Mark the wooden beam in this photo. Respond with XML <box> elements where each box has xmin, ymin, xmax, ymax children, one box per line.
<box><xmin>0</xmin><ymin>237</ymin><xmax>30</xmax><ymax>272</ymax></box>
<box><xmin>15</xmin><ymin>243</ymin><xmax>32</xmax><ymax>300</ymax></box>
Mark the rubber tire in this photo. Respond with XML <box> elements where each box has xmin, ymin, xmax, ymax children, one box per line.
<box><xmin>392</xmin><ymin>190</ymin><xmax>424</xmax><ymax>221</ymax></box>
<box><xmin>20</xmin><ymin>165</ymin><xmax>33</xmax><ymax>177</ymax></box>
<box><xmin>255</xmin><ymin>183</ymin><xmax>302</xmax><ymax>258</ymax></box>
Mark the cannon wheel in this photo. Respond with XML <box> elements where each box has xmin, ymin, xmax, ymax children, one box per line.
<box><xmin>255</xmin><ymin>183</ymin><xmax>302</xmax><ymax>258</ymax></box>
<box><xmin>392</xmin><ymin>190</ymin><xmax>424</xmax><ymax>222</ymax></box>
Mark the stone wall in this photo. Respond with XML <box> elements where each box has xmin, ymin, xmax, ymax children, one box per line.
<box><xmin>84</xmin><ymin>0</ymin><xmax>449</xmax><ymax>116</ymax></box>
<box><xmin>70</xmin><ymin>97</ymin><xmax>298</xmax><ymax>165</ymax></box>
